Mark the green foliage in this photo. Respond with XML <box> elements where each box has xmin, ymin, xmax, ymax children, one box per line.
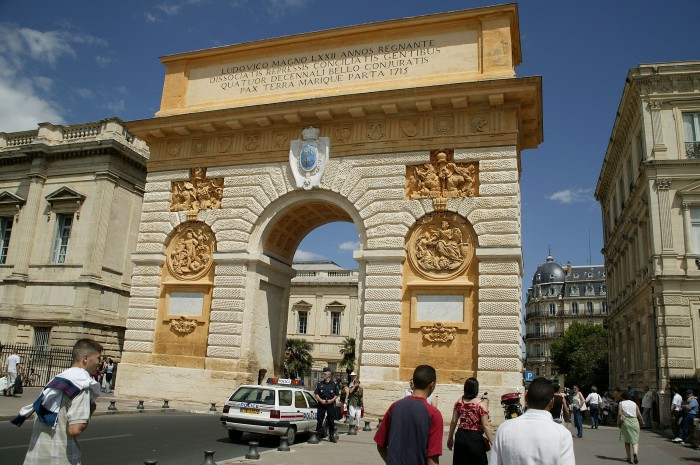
<box><xmin>338</xmin><ymin>337</ymin><xmax>356</xmax><ymax>372</ymax></box>
<box><xmin>285</xmin><ymin>338</ymin><xmax>313</xmax><ymax>380</ymax></box>
<box><xmin>550</xmin><ymin>321</ymin><xmax>609</xmax><ymax>390</ymax></box>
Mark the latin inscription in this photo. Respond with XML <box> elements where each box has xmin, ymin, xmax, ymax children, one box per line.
<box><xmin>186</xmin><ymin>30</ymin><xmax>478</xmax><ymax>106</ymax></box>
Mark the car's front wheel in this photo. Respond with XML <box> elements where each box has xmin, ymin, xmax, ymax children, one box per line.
<box><xmin>284</xmin><ymin>426</ymin><xmax>296</xmax><ymax>445</ymax></box>
<box><xmin>228</xmin><ymin>430</ymin><xmax>243</xmax><ymax>442</ymax></box>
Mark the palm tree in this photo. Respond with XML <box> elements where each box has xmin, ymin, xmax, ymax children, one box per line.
<box><xmin>285</xmin><ymin>338</ymin><xmax>313</xmax><ymax>380</ymax></box>
<box><xmin>338</xmin><ymin>337</ymin><xmax>356</xmax><ymax>376</ymax></box>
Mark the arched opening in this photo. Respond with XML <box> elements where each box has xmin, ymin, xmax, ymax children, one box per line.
<box><xmin>246</xmin><ymin>193</ymin><xmax>363</xmax><ymax>384</ymax></box>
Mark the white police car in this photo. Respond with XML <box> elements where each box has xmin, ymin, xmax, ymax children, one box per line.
<box><xmin>220</xmin><ymin>378</ymin><xmax>319</xmax><ymax>444</ymax></box>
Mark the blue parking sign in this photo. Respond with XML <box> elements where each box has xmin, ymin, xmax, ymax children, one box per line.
<box><xmin>524</xmin><ymin>371</ymin><xmax>535</xmax><ymax>382</ymax></box>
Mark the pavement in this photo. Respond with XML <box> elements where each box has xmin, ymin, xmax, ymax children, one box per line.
<box><xmin>3</xmin><ymin>389</ymin><xmax>700</xmax><ymax>464</ymax></box>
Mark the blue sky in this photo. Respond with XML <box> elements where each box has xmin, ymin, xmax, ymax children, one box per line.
<box><xmin>1</xmin><ymin>0</ymin><xmax>699</xmax><ymax>286</ymax></box>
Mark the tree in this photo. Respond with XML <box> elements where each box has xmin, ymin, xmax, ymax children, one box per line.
<box><xmin>285</xmin><ymin>338</ymin><xmax>313</xmax><ymax>380</ymax></box>
<box><xmin>338</xmin><ymin>337</ymin><xmax>356</xmax><ymax>374</ymax></box>
<box><xmin>550</xmin><ymin>321</ymin><xmax>609</xmax><ymax>390</ymax></box>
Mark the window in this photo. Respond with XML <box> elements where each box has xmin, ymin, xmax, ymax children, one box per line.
<box><xmin>683</xmin><ymin>112</ymin><xmax>700</xmax><ymax>158</ymax></box>
<box><xmin>601</xmin><ymin>302</ymin><xmax>608</xmax><ymax>314</ymax></box>
<box><xmin>691</xmin><ymin>208</ymin><xmax>700</xmax><ymax>253</ymax></box>
<box><xmin>549</xmin><ymin>287</ymin><xmax>555</xmax><ymax>296</ymax></box>
<box><xmin>33</xmin><ymin>327</ymin><xmax>51</xmax><ymax>349</ymax></box>
<box><xmin>331</xmin><ymin>311</ymin><xmax>341</xmax><ymax>335</ymax></box>
<box><xmin>548</xmin><ymin>303</ymin><xmax>556</xmax><ymax>316</ymax></box>
<box><xmin>0</xmin><ymin>216</ymin><xmax>11</xmax><ymax>264</ymax></box>
<box><xmin>586</xmin><ymin>302</ymin><xmax>594</xmax><ymax>315</ymax></box>
<box><xmin>533</xmin><ymin>344</ymin><xmax>542</xmax><ymax>357</ymax></box>
<box><xmin>572</xmin><ymin>302</ymin><xmax>579</xmax><ymax>315</ymax></box>
<box><xmin>51</xmin><ymin>213</ymin><xmax>73</xmax><ymax>263</ymax></box>
<box><xmin>297</xmin><ymin>311</ymin><xmax>308</xmax><ymax>334</ymax></box>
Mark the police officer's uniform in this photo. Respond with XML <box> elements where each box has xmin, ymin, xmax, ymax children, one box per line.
<box><xmin>314</xmin><ymin>369</ymin><xmax>339</xmax><ymax>441</ymax></box>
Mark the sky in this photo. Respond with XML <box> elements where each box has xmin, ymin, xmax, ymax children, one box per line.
<box><xmin>1</xmin><ymin>0</ymin><xmax>699</xmax><ymax>289</ymax></box>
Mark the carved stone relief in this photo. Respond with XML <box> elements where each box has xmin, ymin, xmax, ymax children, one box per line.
<box><xmin>335</xmin><ymin>126</ymin><xmax>352</xmax><ymax>143</ymax></box>
<box><xmin>170</xmin><ymin>316</ymin><xmax>198</xmax><ymax>335</ymax></box>
<box><xmin>433</xmin><ymin>116</ymin><xmax>454</xmax><ymax>135</ymax></box>
<box><xmin>421</xmin><ymin>322</ymin><xmax>457</xmax><ymax>342</ymax></box>
<box><xmin>407</xmin><ymin>213</ymin><xmax>474</xmax><ymax>280</ymax></box>
<box><xmin>170</xmin><ymin>167</ymin><xmax>224</xmax><ymax>213</ymax></box>
<box><xmin>166</xmin><ymin>222</ymin><xmax>215</xmax><ymax>280</ymax></box>
<box><xmin>406</xmin><ymin>150</ymin><xmax>478</xmax><ymax>199</ymax></box>
<box><xmin>367</xmin><ymin>122</ymin><xmax>385</xmax><ymax>140</ymax></box>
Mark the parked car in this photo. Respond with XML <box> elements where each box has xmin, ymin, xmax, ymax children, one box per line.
<box><xmin>220</xmin><ymin>378</ymin><xmax>319</xmax><ymax>444</ymax></box>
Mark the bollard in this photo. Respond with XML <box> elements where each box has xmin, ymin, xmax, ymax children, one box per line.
<box><xmin>161</xmin><ymin>400</ymin><xmax>169</xmax><ymax>409</ymax></box>
<box><xmin>363</xmin><ymin>420</ymin><xmax>372</xmax><ymax>431</ymax></box>
<box><xmin>347</xmin><ymin>422</ymin><xmax>357</xmax><ymax>435</ymax></box>
<box><xmin>278</xmin><ymin>436</ymin><xmax>290</xmax><ymax>451</ymax></box>
<box><xmin>209</xmin><ymin>402</ymin><xmax>216</xmax><ymax>412</ymax></box>
<box><xmin>137</xmin><ymin>400</ymin><xmax>145</xmax><ymax>410</ymax></box>
<box><xmin>245</xmin><ymin>441</ymin><xmax>260</xmax><ymax>460</ymax></box>
<box><xmin>144</xmin><ymin>460</ymin><xmax>158</xmax><ymax>465</ymax></box>
<box><xmin>308</xmin><ymin>430</ymin><xmax>319</xmax><ymax>444</ymax></box>
<box><xmin>199</xmin><ymin>450</ymin><xmax>216</xmax><ymax>465</ymax></box>
<box><xmin>108</xmin><ymin>400</ymin><xmax>117</xmax><ymax>411</ymax></box>
<box><xmin>377</xmin><ymin>417</ymin><xmax>382</xmax><ymax>429</ymax></box>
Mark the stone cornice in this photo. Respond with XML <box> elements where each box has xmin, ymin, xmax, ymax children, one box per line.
<box><xmin>127</xmin><ymin>78</ymin><xmax>542</xmax><ymax>172</ymax></box>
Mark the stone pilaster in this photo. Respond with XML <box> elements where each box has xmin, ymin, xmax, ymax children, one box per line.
<box><xmin>81</xmin><ymin>172</ymin><xmax>118</xmax><ymax>278</ymax></box>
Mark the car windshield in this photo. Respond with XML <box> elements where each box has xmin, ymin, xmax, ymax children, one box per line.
<box><xmin>229</xmin><ymin>387</ymin><xmax>277</xmax><ymax>406</ymax></box>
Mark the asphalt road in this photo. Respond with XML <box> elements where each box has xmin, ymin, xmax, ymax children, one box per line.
<box><xmin>1</xmin><ymin>412</ymin><xmax>284</xmax><ymax>465</ymax></box>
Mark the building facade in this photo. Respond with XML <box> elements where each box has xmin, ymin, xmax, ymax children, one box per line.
<box><xmin>524</xmin><ymin>255</ymin><xmax>607</xmax><ymax>382</ymax></box>
<box><xmin>117</xmin><ymin>5</ymin><xmax>542</xmax><ymax>422</ymax></box>
<box><xmin>596</xmin><ymin>61</ymin><xmax>700</xmax><ymax>426</ymax></box>
<box><xmin>286</xmin><ymin>261</ymin><xmax>359</xmax><ymax>371</ymax></box>
<box><xmin>0</xmin><ymin>119</ymin><xmax>149</xmax><ymax>356</ymax></box>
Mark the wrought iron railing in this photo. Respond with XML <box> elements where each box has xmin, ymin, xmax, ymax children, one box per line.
<box><xmin>0</xmin><ymin>344</ymin><xmax>74</xmax><ymax>387</ymax></box>
<box><xmin>686</xmin><ymin>142</ymin><xmax>700</xmax><ymax>159</ymax></box>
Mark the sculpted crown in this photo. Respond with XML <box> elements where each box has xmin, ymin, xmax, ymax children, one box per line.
<box><xmin>302</xmin><ymin>126</ymin><xmax>320</xmax><ymax>140</ymax></box>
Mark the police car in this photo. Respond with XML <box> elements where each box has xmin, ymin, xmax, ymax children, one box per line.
<box><xmin>220</xmin><ymin>378</ymin><xmax>319</xmax><ymax>444</ymax></box>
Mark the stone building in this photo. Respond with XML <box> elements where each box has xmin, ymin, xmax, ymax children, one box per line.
<box><xmin>524</xmin><ymin>254</ymin><xmax>607</xmax><ymax>382</ymax></box>
<box><xmin>595</xmin><ymin>61</ymin><xmax>700</xmax><ymax>426</ymax></box>
<box><xmin>0</xmin><ymin>119</ymin><xmax>149</xmax><ymax>355</ymax></box>
<box><xmin>117</xmin><ymin>4</ymin><xmax>542</xmax><ymax>422</ymax></box>
<box><xmin>287</xmin><ymin>261</ymin><xmax>359</xmax><ymax>372</ymax></box>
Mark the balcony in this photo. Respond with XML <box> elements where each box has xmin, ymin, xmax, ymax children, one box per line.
<box><xmin>525</xmin><ymin>331</ymin><xmax>563</xmax><ymax>340</ymax></box>
<box><xmin>686</xmin><ymin>142</ymin><xmax>700</xmax><ymax>159</ymax></box>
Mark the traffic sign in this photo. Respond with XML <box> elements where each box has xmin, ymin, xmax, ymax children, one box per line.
<box><xmin>524</xmin><ymin>371</ymin><xmax>535</xmax><ymax>382</ymax></box>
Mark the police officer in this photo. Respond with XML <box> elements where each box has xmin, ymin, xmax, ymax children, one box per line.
<box><xmin>315</xmin><ymin>367</ymin><xmax>339</xmax><ymax>442</ymax></box>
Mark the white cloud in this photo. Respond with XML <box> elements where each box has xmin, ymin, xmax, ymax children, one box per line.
<box><xmin>144</xmin><ymin>12</ymin><xmax>159</xmax><ymax>23</ymax></box>
<box><xmin>95</xmin><ymin>55</ymin><xmax>112</xmax><ymax>68</ymax></box>
<box><xmin>0</xmin><ymin>23</ymin><xmax>107</xmax><ymax>132</ymax></box>
<box><xmin>338</xmin><ymin>241</ymin><xmax>359</xmax><ymax>251</ymax></box>
<box><xmin>294</xmin><ymin>249</ymin><xmax>327</xmax><ymax>261</ymax></box>
<box><xmin>546</xmin><ymin>188</ymin><xmax>594</xmax><ymax>204</ymax></box>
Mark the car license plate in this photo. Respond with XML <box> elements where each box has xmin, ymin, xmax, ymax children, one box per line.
<box><xmin>241</xmin><ymin>408</ymin><xmax>260</xmax><ymax>414</ymax></box>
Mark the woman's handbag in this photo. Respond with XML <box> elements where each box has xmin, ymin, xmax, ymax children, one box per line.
<box><xmin>482</xmin><ymin>434</ymin><xmax>491</xmax><ymax>452</ymax></box>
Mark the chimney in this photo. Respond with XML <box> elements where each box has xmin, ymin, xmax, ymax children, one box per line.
<box><xmin>566</xmin><ymin>261</ymin><xmax>572</xmax><ymax>275</ymax></box>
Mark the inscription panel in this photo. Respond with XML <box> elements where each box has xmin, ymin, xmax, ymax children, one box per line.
<box><xmin>186</xmin><ymin>31</ymin><xmax>478</xmax><ymax>108</ymax></box>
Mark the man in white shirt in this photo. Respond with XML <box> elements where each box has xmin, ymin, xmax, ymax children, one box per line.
<box><xmin>491</xmin><ymin>377</ymin><xmax>575</xmax><ymax>465</ymax></box>
<box><xmin>641</xmin><ymin>386</ymin><xmax>654</xmax><ymax>429</ymax></box>
<box><xmin>671</xmin><ymin>387</ymin><xmax>683</xmax><ymax>436</ymax></box>
<box><xmin>4</xmin><ymin>350</ymin><xmax>20</xmax><ymax>396</ymax></box>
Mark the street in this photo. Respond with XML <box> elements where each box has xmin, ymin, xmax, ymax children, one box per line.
<box><xmin>0</xmin><ymin>412</ymin><xmax>281</xmax><ymax>465</ymax></box>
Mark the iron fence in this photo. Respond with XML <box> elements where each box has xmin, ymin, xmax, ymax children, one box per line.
<box><xmin>1</xmin><ymin>344</ymin><xmax>74</xmax><ymax>387</ymax></box>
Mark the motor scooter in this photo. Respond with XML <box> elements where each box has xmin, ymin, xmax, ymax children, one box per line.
<box><xmin>501</xmin><ymin>392</ymin><xmax>523</xmax><ymax>420</ymax></box>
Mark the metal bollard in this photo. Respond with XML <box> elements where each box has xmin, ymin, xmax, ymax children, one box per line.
<box><xmin>161</xmin><ymin>400</ymin><xmax>169</xmax><ymax>409</ymax></box>
<box><xmin>308</xmin><ymin>430</ymin><xmax>320</xmax><ymax>444</ymax></box>
<box><xmin>278</xmin><ymin>436</ymin><xmax>290</xmax><ymax>451</ymax></box>
<box><xmin>363</xmin><ymin>420</ymin><xmax>372</xmax><ymax>431</ymax></box>
<box><xmin>143</xmin><ymin>460</ymin><xmax>158</xmax><ymax>465</ymax></box>
<box><xmin>199</xmin><ymin>450</ymin><xmax>216</xmax><ymax>465</ymax></box>
<box><xmin>377</xmin><ymin>417</ymin><xmax>382</xmax><ymax>429</ymax></box>
<box><xmin>347</xmin><ymin>422</ymin><xmax>357</xmax><ymax>435</ymax></box>
<box><xmin>245</xmin><ymin>441</ymin><xmax>260</xmax><ymax>459</ymax></box>
<box><xmin>209</xmin><ymin>402</ymin><xmax>216</xmax><ymax>412</ymax></box>
<box><xmin>137</xmin><ymin>400</ymin><xmax>145</xmax><ymax>410</ymax></box>
<box><xmin>108</xmin><ymin>400</ymin><xmax>117</xmax><ymax>411</ymax></box>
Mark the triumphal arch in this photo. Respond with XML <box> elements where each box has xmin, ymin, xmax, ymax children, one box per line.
<box><xmin>119</xmin><ymin>4</ymin><xmax>542</xmax><ymax>417</ymax></box>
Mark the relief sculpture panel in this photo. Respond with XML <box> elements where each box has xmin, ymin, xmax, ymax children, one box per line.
<box><xmin>407</xmin><ymin>213</ymin><xmax>475</xmax><ymax>280</ymax></box>
<box><xmin>407</xmin><ymin>150</ymin><xmax>478</xmax><ymax>199</ymax></box>
<box><xmin>166</xmin><ymin>222</ymin><xmax>215</xmax><ymax>280</ymax></box>
<box><xmin>170</xmin><ymin>167</ymin><xmax>224</xmax><ymax>213</ymax></box>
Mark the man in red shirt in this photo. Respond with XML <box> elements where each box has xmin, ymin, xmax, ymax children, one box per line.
<box><xmin>375</xmin><ymin>365</ymin><xmax>443</xmax><ymax>465</ymax></box>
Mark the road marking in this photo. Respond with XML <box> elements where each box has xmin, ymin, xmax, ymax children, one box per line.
<box><xmin>0</xmin><ymin>434</ymin><xmax>132</xmax><ymax>451</ymax></box>
<box><xmin>80</xmin><ymin>434</ymin><xmax>132</xmax><ymax>442</ymax></box>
